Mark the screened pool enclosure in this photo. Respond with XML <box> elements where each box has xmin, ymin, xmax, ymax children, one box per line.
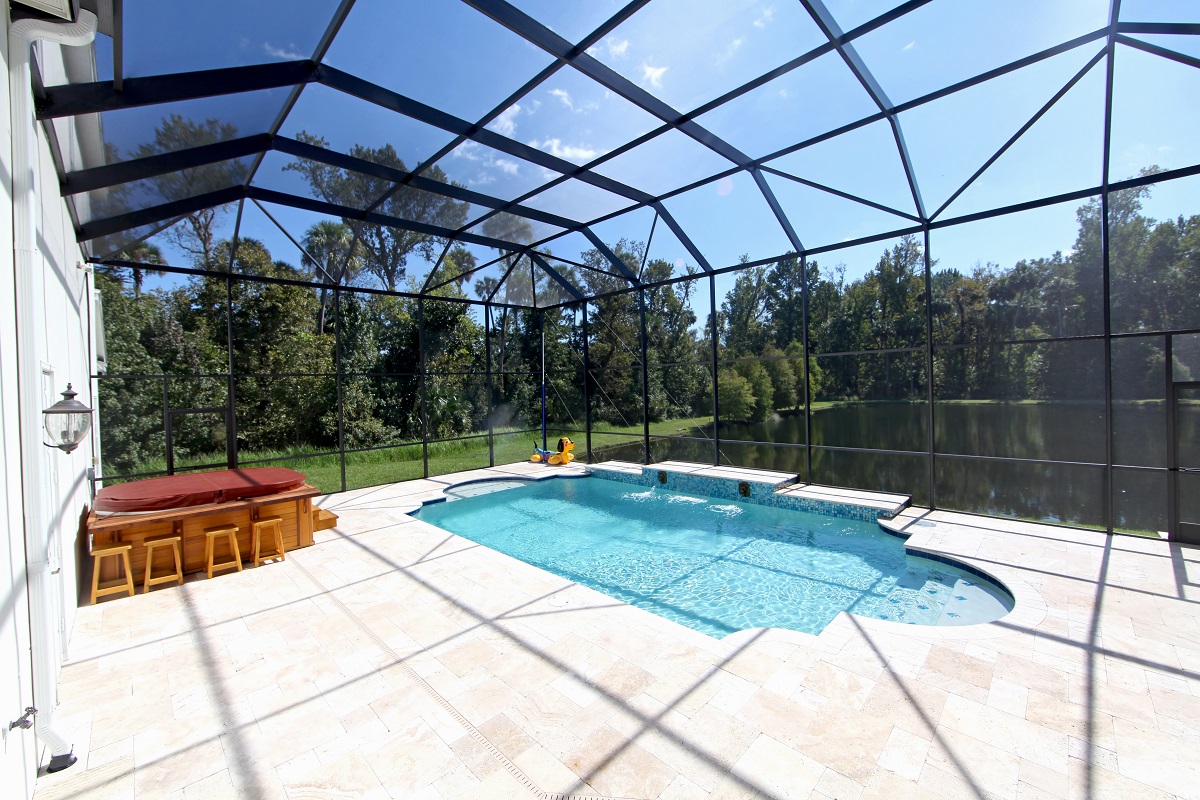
<box><xmin>48</xmin><ymin>0</ymin><xmax>1199</xmax><ymax>539</ymax></box>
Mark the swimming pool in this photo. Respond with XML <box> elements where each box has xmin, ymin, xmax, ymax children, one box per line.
<box><xmin>414</xmin><ymin>477</ymin><xmax>1012</xmax><ymax>638</ymax></box>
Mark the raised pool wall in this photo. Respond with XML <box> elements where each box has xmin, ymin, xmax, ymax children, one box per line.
<box><xmin>587</xmin><ymin>461</ymin><xmax>908</xmax><ymax>523</ymax></box>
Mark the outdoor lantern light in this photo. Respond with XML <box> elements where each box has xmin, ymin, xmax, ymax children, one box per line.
<box><xmin>42</xmin><ymin>383</ymin><xmax>92</xmax><ymax>454</ymax></box>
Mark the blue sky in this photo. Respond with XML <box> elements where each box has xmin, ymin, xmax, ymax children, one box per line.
<box><xmin>102</xmin><ymin>0</ymin><xmax>1198</xmax><ymax>312</ymax></box>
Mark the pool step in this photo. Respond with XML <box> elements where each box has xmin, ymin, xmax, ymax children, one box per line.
<box><xmin>777</xmin><ymin>484</ymin><xmax>910</xmax><ymax>520</ymax></box>
<box><xmin>589</xmin><ymin>460</ymin><xmax>909</xmax><ymax>521</ymax></box>
<box><xmin>313</xmin><ymin>507</ymin><xmax>339</xmax><ymax>532</ymax></box>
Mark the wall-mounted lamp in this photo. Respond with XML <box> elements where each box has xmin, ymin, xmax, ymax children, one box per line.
<box><xmin>42</xmin><ymin>384</ymin><xmax>92</xmax><ymax>454</ymax></box>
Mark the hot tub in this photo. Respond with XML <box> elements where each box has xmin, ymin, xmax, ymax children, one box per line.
<box><xmin>94</xmin><ymin>467</ymin><xmax>306</xmax><ymax>514</ymax></box>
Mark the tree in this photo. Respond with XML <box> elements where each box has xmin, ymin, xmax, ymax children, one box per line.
<box><xmin>765</xmin><ymin>253</ymin><xmax>805</xmax><ymax>349</ymax></box>
<box><xmin>302</xmin><ymin>220</ymin><xmax>362</xmax><ymax>333</ymax></box>
<box><xmin>761</xmin><ymin>346</ymin><xmax>797</xmax><ymax>411</ymax></box>
<box><xmin>720</xmin><ymin>263</ymin><xmax>769</xmax><ymax>356</ymax></box>
<box><xmin>214</xmin><ymin>239</ymin><xmax>336</xmax><ymax>451</ymax></box>
<box><xmin>131</xmin><ymin>115</ymin><xmax>244</xmax><ymax>268</ymax></box>
<box><xmin>716</xmin><ymin>368</ymin><xmax>756</xmax><ymax>422</ymax></box>
<box><xmin>475</xmin><ymin>212</ymin><xmax>537</xmax><ymax>418</ymax></box>
<box><xmin>578</xmin><ymin>240</ymin><xmax>643</xmax><ymax>427</ymax></box>
<box><xmin>109</xmin><ymin>239</ymin><xmax>165</xmax><ymax>297</ymax></box>
<box><xmin>733</xmin><ymin>361</ymin><xmax>775</xmax><ymax>422</ymax></box>
<box><xmin>285</xmin><ymin>132</ymin><xmax>469</xmax><ymax>290</ymax></box>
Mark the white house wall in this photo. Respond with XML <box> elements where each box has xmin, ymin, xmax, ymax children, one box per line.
<box><xmin>0</xmin><ymin>12</ymin><xmax>96</xmax><ymax>793</ymax></box>
<box><xmin>0</xmin><ymin>9</ymin><xmax>37</xmax><ymax>798</ymax></box>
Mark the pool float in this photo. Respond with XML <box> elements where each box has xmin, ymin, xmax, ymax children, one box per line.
<box><xmin>548</xmin><ymin>437</ymin><xmax>575</xmax><ymax>465</ymax></box>
<box><xmin>530</xmin><ymin>437</ymin><xmax>575</xmax><ymax>464</ymax></box>
<box><xmin>530</xmin><ymin>443</ymin><xmax>555</xmax><ymax>462</ymax></box>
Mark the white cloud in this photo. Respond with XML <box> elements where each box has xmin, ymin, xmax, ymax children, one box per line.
<box><xmin>753</xmin><ymin>6</ymin><xmax>775</xmax><ymax>28</ymax></box>
<box><xmin>902</xmin><ymin>40</ymin><xmax>916</xmax><ymax>52</ymax></box>
<box><xmin>451</xmin><ymin>140</ymin><xmax>482</xmax><ymax>161</ymax></box>
<box><xmin>451</xmin><ymin>142</ymin><xmax>522</xmax><ymax>183</ymax></box>
<box><xmin>716</xmin><ymin>38</ymin><xmax>744</xmax><ymax>67</ymax></box>
<box><xmin>488</xmin><ymin>104</ymin><xmax>521</xmax><ymax>137</ymax></box>
<box><xmin>588</xmin><ymin>37</ymin><xmax>632</xmax><ymax>60</ymax></box>
<box><xmin>529</xmin><ymin>137</ymin><xmax>603</xmax><ymax>162</ymax></box>
<box><xmin>778</xmin><ymin>88</ymin><xmax>789</xmax><ymax>99</ymax></box>
<box><xmin>549</xmin><ymin>88</ymin><xmax>599</xmax><ymax>114</ymax></box>
<box><xmin>264</xmin><ymin>42</ymin><xmax>305</xmax><ymax>60</ymax></box>
<box><xmin>550</xmin><ymin>88</ymin><xmax>575</xmax><ymax>111</ymax></box>
<box><xmin>642</xmin><ymin>62</ymin><xmax>668</xmax><ymax>88</ymax></box>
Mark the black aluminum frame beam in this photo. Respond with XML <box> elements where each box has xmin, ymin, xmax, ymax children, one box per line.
<box><xmin>273</xmin><ymin>136</ymin><xmax>584</xmax><ymax>231</ymax></box>
<box><xmin>334</xmin><ymin>0</ymin><xmax>655</xmax><ymax>266</ymax></box>
<box><xmin>1115</xmin><ymin>33</ymin><xmax>1200</xmax><ymax>70</ymax></box>
<box><xmin>79</xmin><ymin>182</ymin><xmax>526</xmax><ymax>252</ymax></box>
<box><xmin>37</xmin><ymin>60</ymin><xmax>320</xmax><ymax>118</ymax></box>
<box><xmin>62</xmin><ymin>134</ymin><xmax>272</xmax><ymax>195</ymax></box>
<box><xmin>529</xmin><ymin>252</ymin><xmax>586</xmax><ymax>302</ymax></box>
<box><xmin>51</xmin><ymin>4</ymin><xmax>1116</xmax><ymax>272</ymax></box>
<box><xmin>461</xmin><ymin>0</ymin><xmax>752</xmax><ymax>168</ymax></box>
<box><xmin>649</xmin><ymin>203</ymin><xmax>713</xmax><ymax>273</ymax></box>
<box><xmin>317</xmin><ymin>66</ymin><xmax>655</xmax><ymax>206</ymax></box>
<box><xmin>798</xmin><ymin>0</ymin><xmax>926</xmax><ymax>220</ymax></box>
<box><xmin>91</xmin><ymin>256</ymin><xmax>539</xmax><ymax>310</ymax></box>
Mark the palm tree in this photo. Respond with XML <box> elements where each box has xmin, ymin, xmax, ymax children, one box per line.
<box><xmin>302</xmin><ymin>221</ymin><xmax>362</xmax><ymax>334</ymax></box>
<box><xmin>114</xmin><ymin>240</ymin><xmax>165</xmax><ymax>296</ymax></box>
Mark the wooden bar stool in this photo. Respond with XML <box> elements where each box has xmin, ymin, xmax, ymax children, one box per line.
<box><xmin>204</xmin><ymin>525</ymin><xmax>242</xmax><ymax>578</ymax></box>
<box><xmin>251</xmin><ymin>516</ymin><xmax>286</xmax><ymax>567</ymax></box>
<box><xmin>142</xmin><ymin>535</ymin><xmax>184</xmax><ymax>592</ymax></box>
<box><xmin>91</xmin><ymin>544</ymin><xmax>135</xmax><ymax>603</ymax></box>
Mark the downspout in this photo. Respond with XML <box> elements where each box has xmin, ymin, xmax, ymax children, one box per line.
<box><xmin>9</xmin><ymin>9</ymin><xmax>98</xmax><ymax>773</ymax></box>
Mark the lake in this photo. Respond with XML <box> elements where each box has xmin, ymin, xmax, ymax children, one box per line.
<box><xmin>591</xmin><ymin>402</ymin><xmax>1172</xmax><ymax>535</ymax></box>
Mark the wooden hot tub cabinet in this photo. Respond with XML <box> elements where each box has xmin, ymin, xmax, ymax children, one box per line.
<box><xmin>87</xmin><ymin>484</ymin><xmax>321</xmax><ymax>585</ymax></box>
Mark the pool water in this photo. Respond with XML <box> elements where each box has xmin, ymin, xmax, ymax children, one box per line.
<box><xmin>415</xmin><ymin>477</ymin><xmax>1013</xmax><ymax>638</ymax></box>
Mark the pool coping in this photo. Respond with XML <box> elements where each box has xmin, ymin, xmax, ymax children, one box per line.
<box><xmin>402</xmin><ymin>465</ymin><xmax>590</xmax><ymax>514</ymax></box>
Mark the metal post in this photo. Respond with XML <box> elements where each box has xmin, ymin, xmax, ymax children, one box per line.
<box><xmin>225</xmin><ymin>275</ymin><xmax>237</xmax><ymax>468</ymax></box>
<box><xmin>485</xmin><ymin>303</ymin><xmax>494</xmax><ymax>467</ymax></box>
<box><xmin>639</xmin><ymin>288</ymin><xmax>651</xmax><ymax>464</ymax></box>
<box><xmin>1166</xmin><ymin>335</ymin><xmax>1176</xmax><ymax>537</ymax></box>
<box><xmin>540</xmin><ymin>309</ymin><xmax>547</xmax><ymax>451</ymax></box>
<box><xmin>418</xmin><ymin>298</ymin><xmax>429</xmax><ymax>479</ymax></box>
<box><xmin>1101</xmin><ymin>20</ymin><xmax>1117</xmax><ymax>535</ymax></box>
<box><xmin>709</xmin><ymin>273</ymin><xmax>720</xmax><ymax>466</ymax></box>
<box><xmin>923</xmin><ymin>228</ymin><xmax>936</xmax><ymax>508</ymax></box>
<box><xmin>333</xmin><ymin>288</ymin><xmax>346</xmax><ymax>492</ymax></box>
<box><xmin>800</xmin><ymin>255</ymin><xmax>812</xmax><ymax>484</ymax></box>
<box><xmin>162</xmin><ymin>376</ymin><xmax>171</xmax><ymax>474</ymax></box>
<box><xmin>582</xmin><ymin>301</ymin><xmax>593</xmax><ymax>463</ymax></box>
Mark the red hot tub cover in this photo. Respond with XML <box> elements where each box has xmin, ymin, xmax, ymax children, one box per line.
<box><xmin>94</xmin><ymin>468</ymin><xmax>306</xmax><ymax>513</ymax></box>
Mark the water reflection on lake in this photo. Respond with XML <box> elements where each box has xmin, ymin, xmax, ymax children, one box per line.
<box><xmin>591</xmin><ymin>402</ymin><xmax>1170</xmax><ymax>535</ymax></box>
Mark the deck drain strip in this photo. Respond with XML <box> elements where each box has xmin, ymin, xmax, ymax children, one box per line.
<box><xmin>288</xmin><ymin>556</ymin><xmax>629</xmax><ymax>800</ymax></box>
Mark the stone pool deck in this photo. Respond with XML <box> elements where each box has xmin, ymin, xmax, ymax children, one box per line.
<box><xmin>37</xmin><ymin>461</ymin><xmax>1200</xmax><ymax>800</ymax></box>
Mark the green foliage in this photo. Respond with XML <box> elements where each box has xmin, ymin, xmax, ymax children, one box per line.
<box><xmin>733</xmin><ymin>361</ymin><xmax>775</xmax><ymax>422</ymax></box>
<box><xmin>761</xmin><ymin>346</ymin><xmax>797</xmax><ymax>411</ymax></box>
<box><xmin>716</xmin><ymin>368</ymin><xmax>756</xmax><ymax>422</ymax></box>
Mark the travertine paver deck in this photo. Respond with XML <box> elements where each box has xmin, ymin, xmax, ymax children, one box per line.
<box><xmin>36</xmin><ymin>463</ymin><xmax>1200</xmax><ymax>800</ymax></box>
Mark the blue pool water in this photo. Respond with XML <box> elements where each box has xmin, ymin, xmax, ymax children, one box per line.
<box><xmin>414</xmin><ymin>477</ymin><xmax>1013</xmax><ymax>638</ymax></box>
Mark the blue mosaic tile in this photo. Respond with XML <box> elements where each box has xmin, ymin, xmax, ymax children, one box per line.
<box><xmin>587</xmin><ymin>464</ymin><xmax>898</xmax><ymax>522</ymax></box>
